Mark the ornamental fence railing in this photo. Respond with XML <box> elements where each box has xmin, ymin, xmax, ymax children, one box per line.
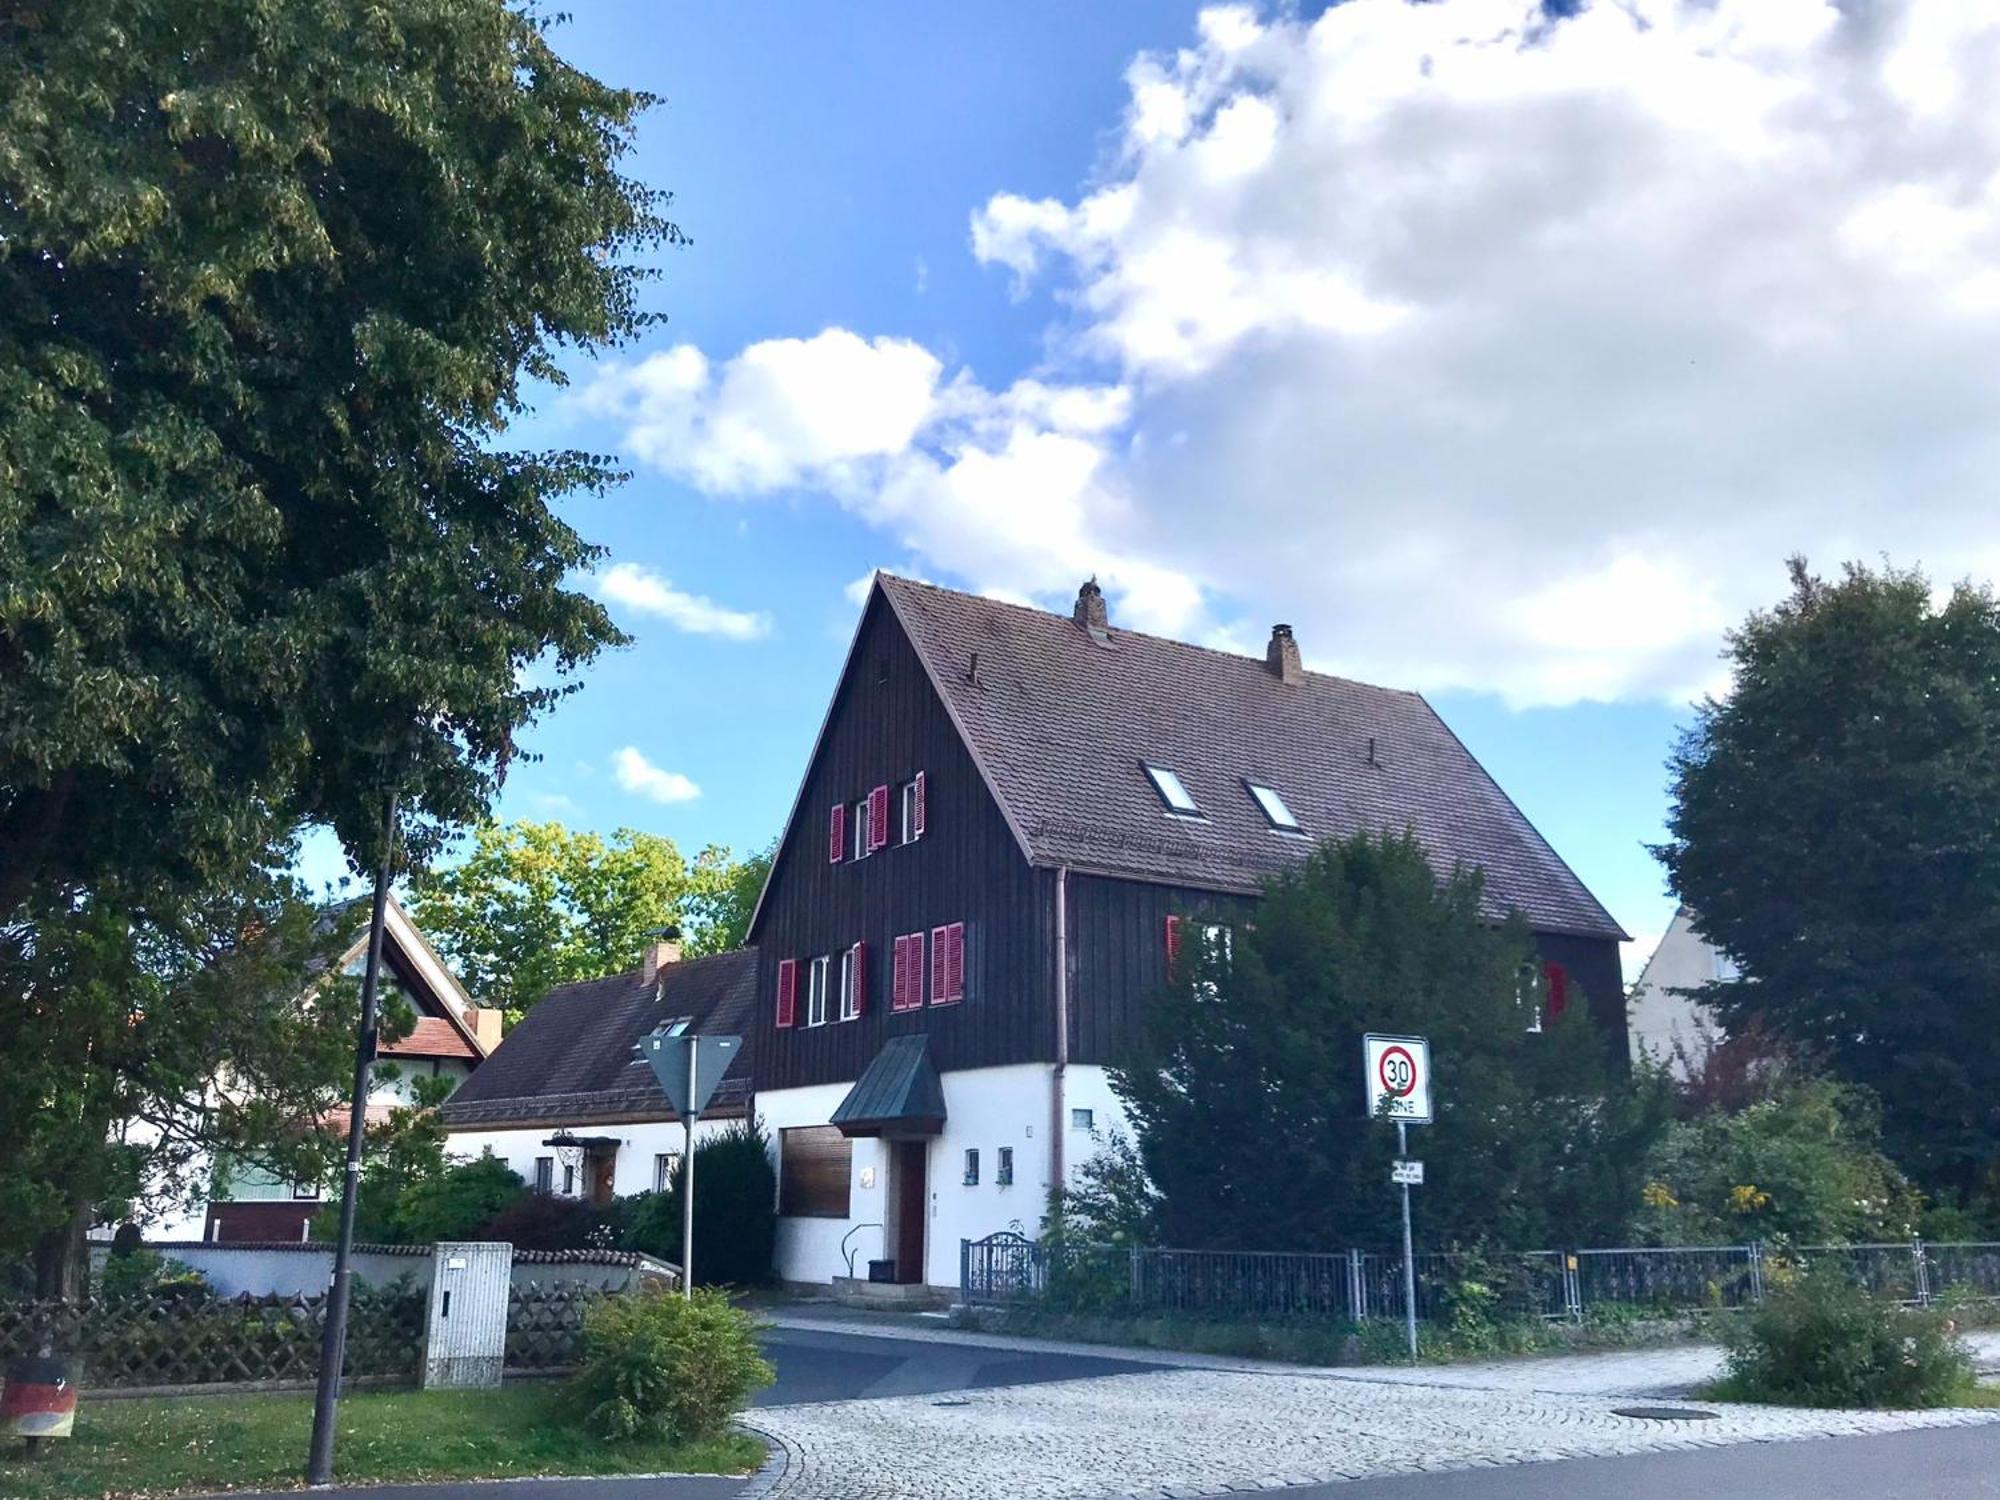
<box><xmin>960</xmin><ymin>1233</ymin><xmax>2000</xmax><ymax>1324</ymax></box>
<box><xmin>0</xmin><ymin>1281</ymin><xmax>602</xmax><ymax>1389</ymax></box>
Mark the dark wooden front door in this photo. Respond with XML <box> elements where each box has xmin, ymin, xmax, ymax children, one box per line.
<box><xmin>893</xmin><ymin>1141</ymin><xmax>927</xmax><ymax>1283</ymax></box>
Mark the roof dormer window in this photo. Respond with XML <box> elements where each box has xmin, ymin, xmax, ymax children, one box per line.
<box><xmin>1143</xmin><ymin>762</ymin><xmax>1202</xmax><ymax>816</ymax></box>
<box><xmin>1245</xmin><ymin>779</ymin><xmax>1301</xmax><ymax>832</ymax></box>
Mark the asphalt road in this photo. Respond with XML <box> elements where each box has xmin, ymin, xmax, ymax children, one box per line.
<box><xmin>1268</xmin><ymin>1421</ymin><xmax>2000</xmax><ymax>1500</ymax></box>
<box><xmin>751</xmin><ymin>1322</ymin><xmax>1155</xmax><ymax>1407</ymax></box>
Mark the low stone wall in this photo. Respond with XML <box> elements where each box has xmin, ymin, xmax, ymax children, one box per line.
<box><xmin>89</xmin><ymin>1241</ymin><xmax>677</xmax><ymax>1298</ymax></box>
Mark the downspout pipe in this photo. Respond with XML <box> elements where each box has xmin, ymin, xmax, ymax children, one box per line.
<box><xmin>1051</xmin><ymin>866</ymin><xmax>1069</xmax><ymax>1201</ymax></box>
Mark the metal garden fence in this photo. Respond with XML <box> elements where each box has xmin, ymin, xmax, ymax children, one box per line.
<box><xmin>962</xmin><ymin>1234</ymin><xmax>2000</xmax><ymax>1324</ymax></box>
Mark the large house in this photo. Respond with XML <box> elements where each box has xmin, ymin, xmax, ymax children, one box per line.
<box><xmin>443</xmin><ymin>574</ymin><xmax>1628</xmax><ymax>1297</ymax></box>
<box><xmin>133</xmin><ymin>896</ymin><xmax>500</xmax><ymax>1242</ymax></box>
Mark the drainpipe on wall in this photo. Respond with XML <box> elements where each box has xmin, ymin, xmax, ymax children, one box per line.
<box><xmin>1051</xmin><ymin>866</ymin><xmax>1070</xmax><ymax>1201</ymax></box>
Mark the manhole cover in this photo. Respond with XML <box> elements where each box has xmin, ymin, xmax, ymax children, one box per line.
<box><xmin>931</xmin><ymin>1398</ymin><xmax>972</xmax><ymax>1408</ymax></box>
<box><xmin>1612</xmin><ymin>1406</ymin><xmax>1720</xmax><ymax>1421</ymax></box>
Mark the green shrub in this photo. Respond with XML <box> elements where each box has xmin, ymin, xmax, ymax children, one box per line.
<box><xmin>1717</xmin><ymin>1272</ymin><xmax>1976</xmax><ymax>1407</ymax></box>
<box><xmin>618</xmin><ymin>1122</ymin><xmax>778</xmax><ymax>1287</ymax></box>
<box><xmin>568</xmin><ymin>1288</ymin><xmax>773</xmax><ymax>1442</ymax></box>
<box><xmin>98</xmin><ymin>1246</ymin><xmax>210</xmax><ymax>1304</ymax></box>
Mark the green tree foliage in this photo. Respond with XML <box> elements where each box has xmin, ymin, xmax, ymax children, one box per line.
<box><xmin>1661</xmin><ymin>559</ymin><xmax>2000</xmax><ymax>1199</ymax></box>
<box><xmin>618</xmin><ymin>1122</ymin><xmax>778</xmax><ymax>1287</ymax></box>
<box><xmin>409</xmin><ymin>823</ymin><xmax>768</xmax><ymax>1018</ymax></box>
<box><xmin>311</xmin><ymin>1087</ymin><xmax>526</xmax><ymax>1246</ymax></box>
<box><xmin>1107</xmin><ymin>830</ymin><xmax>1670</xmax><ymax>1252</ymax></box>
<box><xmin>1633</xmin><ymin>1079</ymin><xmax>1923</xmax><ymax>1246</ymax></box>
<box><xmin>1</xmin><ymin>0</ymin><xmax>667</xmax><ymax>1293</ymax></box>
<box><xmin>0</xmin><ymin>861</ymin><xmax>362</xmax><ymax>1295</ymax></box>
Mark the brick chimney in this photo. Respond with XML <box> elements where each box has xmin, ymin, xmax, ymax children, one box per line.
<box><xmin>1266</xmin><ymin>623</ymin><xmax>1303</xmax><ymax>684</ymax></box>
<box><xmin>640</xmin><ymin>926</ymin><xmax>682</xmax><ymax>984</ymax></box>
<box><xmin>465</xmin><ymin>1006</ymin><xmax>504</xmax><ymax>1054</ymax></box>
<box><xmin>1072</xmin><ymin>577</ymin><xmax>1108</xmax><ymax>632</ymax></box>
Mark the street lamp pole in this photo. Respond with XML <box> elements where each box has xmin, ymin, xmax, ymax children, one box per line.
<box><xmin>306</xmin><ymin>788</ymin><xmax>398</xmax><ymax>1486</ymax></box>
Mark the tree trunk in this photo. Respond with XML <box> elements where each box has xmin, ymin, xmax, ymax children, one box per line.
<box><xmin>32</xmin><ymin>1198</ymin><xmax>92</xmax><ymax>1303</ymax></box>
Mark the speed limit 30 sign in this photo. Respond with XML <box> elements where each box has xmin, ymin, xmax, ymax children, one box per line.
<box><xmin>1363</xmin><ymin>1033</ymin><xmax>1432</xmax><ymax>1124</ymax></box>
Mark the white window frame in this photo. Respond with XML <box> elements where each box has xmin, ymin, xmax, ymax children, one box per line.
<box><xmin>1142</xmin><ymin>762</ymin><xmax>1202</xmax><ymax>815</ymax></box>
<box><xmin>654</xmin><ymin>1152</ymin><xmax>682</xmax><ymax>1193</ymax></box>
<box><xmin>963</xmin><ymin>1148</ymin><xmax>980</xmax><ymax>1186</ymax></box>
<box><xmin>850</xmin><ymin>799</ymin><xmax>870</xmax><ymax>860</ymax></box>
<box><xmin>997</xmin><ymin>1146</ymin><xmax>1014</xmax><ymax>1186</ymax></box>
<box><xmin>534</xmin><ymin>1156</ymin><xmax>554</xmax><ymax>1194</ymax></box>
<box><xmin>1070</xmin><ymin>1107</ymin><xmax>1095</xmax><ymax>1131</ymax></box>
<box><xmin>839</xmin><ymin>944</ymin><xmax>862</xmax><ymax>1022</ymax></box>
<box><xmin>899</xmin><ymin>779</ymin><xmax>922</xmax><ymax>844</ymax></box>
<box><xmin>1245</xmin><ymin>779</ymin><xmax>1302</xmax><ymax>832</ymax></box>
<box><xmin>807</xmin><ymin>954</ymin><xmax>831</xmax><ymax>1027</ymax></box>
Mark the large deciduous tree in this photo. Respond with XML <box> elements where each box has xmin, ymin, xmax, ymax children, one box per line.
<box><xmin>0</xmin><ymin>0</ymin><xmax>668</xmax><ymax>897</ymax></box>
<box><xmin>1661</xmin><ymin>559</ymin><xmax>2000</xmax><ymax>1201</ymax></box>
<box><xmin>1103</xmin><ymin>831</ymin><xmax>1667</xmax><ymax>1253</ymax></box>
<box><xmin>408</xmin><ymin>822</ymin><xmax>768</xmax><ymax>1019</ymax></box>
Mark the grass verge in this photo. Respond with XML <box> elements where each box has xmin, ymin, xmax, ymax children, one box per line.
<box><xmin>0</xmin><ymin>1384</ymin><xmax>765</xmax><ymax>1499</ymax></box>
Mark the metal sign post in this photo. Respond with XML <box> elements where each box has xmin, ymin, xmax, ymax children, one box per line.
<box><xmin>1364</xmin><ymin>1033</ymin><xmax>1432</xmax><ymax>1366</ymax></box>
<box><xmin>638</xmin><ymin>1033</ymin><xmax>740</xmax><ymax>1300</ymax></box>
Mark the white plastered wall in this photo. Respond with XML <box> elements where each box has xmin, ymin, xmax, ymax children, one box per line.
<box><xmin>763</xmin><ymin>1062</ymin><xmax>1135</xmax><ymax>1288</ymax></box>
<box><xmin>445</xmin><ymin>1116</ymin><xmax>740</xmax><ymax>1199</ymax></box>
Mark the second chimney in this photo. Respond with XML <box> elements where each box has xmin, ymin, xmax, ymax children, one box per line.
<box><xmin>640</xmin><ymin>926</ymin><xmax>683</xmax><ymax>984</ymax></box>
<box><xmin>1073</xmin><ymin>577</ymin><xmax>1109</xmax><ymax>632</ymax></box>
<box><xmin>1266</xmin><ymin>623</ymin><xmax>1303</xmax><ymax>684</ymax></box>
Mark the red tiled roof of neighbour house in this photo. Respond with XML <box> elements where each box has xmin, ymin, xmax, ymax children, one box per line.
<box><xmin>438</xmin><ymin>948</ymin><xmax>759</xmax><ymax>1129</ymax></box>
<box><xmin>379</xmin><ymin>1015</ymin><xmax>479</xmax><ymax>1060</ymax></box>
<box><xmin>871</xmin><ymin>574</ymin><xmax>1627</xmax><ymax>942</ymax></box>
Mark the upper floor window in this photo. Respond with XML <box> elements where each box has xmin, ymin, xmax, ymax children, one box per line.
<box><xmin>807</xmin><ymin>954</ymin><xmax>832</xmax><ymax>1027</ymax></box>
<box><xmin>1143</xmin><ymin>762</ymin><xmax>1201</xmax><ymax>815</ymax></box>
<box><xmin>1245</xmin><ymin>779</ymin><xmax>1301</xmax><ymax>832</ymax></box>
<box><xmin>839</xmin><ymin>942</ymin><xmax>866</xmax><ymax>1022</ymax></box>
<box><xmin>899</xmin><ymin>773</ymin><xmax>927</xmax><ymax>844</ymax></box>
<box><xmin>850</xmin><ymin>798</ymin><xmax>871</xmax><ymax>861</ymax></box>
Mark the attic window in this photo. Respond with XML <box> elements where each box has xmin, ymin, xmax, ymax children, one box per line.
<box><xmin>1245</xmin><ymin>780</ymin><xmax>1301</xmax><ymax>832</ymax></box>
<box><xmin>1143</xmin><ymin>763</ymin><xmax>1201</xmax><ymax>815</ymax></box>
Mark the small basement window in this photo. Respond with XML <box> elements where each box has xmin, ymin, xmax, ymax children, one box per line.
<box><xmin>1143</xmin><ymin>762</ymin><xmax>1201</xmax><ymax>815</ymax></box>
<box><xmin>1245</xmin><ymin>780</ymin><xmax>1301</xmax><ymax>831</ymax></box>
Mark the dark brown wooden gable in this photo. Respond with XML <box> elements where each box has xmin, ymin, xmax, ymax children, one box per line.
<box><xmin>752</xmin><ymin>590</ymin><xmax>1052</xmax><ymax>1090</ymax></box>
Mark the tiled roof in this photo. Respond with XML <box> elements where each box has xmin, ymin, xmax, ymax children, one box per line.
<box><xmin>439</xmin><ymin>948</ymin><xmax>758</xmax><ymax>1128</ymax></box>
<box><xmin>878</xmin><ymin>575</ymin><xmax>1625</xmax><ymax>941</ymax></box>
<box><xmin>380</xmin><ymin>1016</ymin><xmax>478</xmax><ymax>1061</ymax></box>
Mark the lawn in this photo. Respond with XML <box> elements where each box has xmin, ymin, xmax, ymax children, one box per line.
<box><xmin>0</xmin><ymin>1384</ymin><xmax>766</xmax><ymax>1499</ymax></box>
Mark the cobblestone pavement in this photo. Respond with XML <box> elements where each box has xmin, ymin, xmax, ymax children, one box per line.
<box><xmin>751</xmin><ymin>1329</ymin><xmax>2000</xmax><ymax>1500</ymax></box>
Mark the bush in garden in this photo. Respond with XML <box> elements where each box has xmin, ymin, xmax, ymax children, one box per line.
<box><xmin>568</xmin><ymin>1287</ymin><xmax>773</xmax><ymax>1442</ymax></box>
<box><xmin>619</xmin><ymin>1122</ymin><xmax>778</xmax><ymax>1287</ymax></box>
<box><xmin>1717</xmin><ymin>1270</ymin><xmax>1975</xmax><ymax>1407</ymax></box>
<box><xmin>97</xmin><ymin>1246</ymin><xmax>211</xmax><ymax>1304</ymax></box>
<box><xmin>477</xmin><ymin>1189</ymin><xmax>608</xmax><ymax>1250</ymax></box>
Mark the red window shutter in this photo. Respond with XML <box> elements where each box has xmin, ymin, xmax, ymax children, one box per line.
<box><xmin>851</xmin><ymin>941</ymin><xmax>868</xmax><ymax>1017</ymax></box>
<box><xmin>946</xmin><ymin>922</ymin><xmax>965</xmax><ymax>1003</ymax></box>
<box><xmin>913</xmin><ymin>772</ymin><xmax>927</xmax><ymax>838</ymax></box>
<box><xmin>869</xmin><ymin>785</ymin><xmax>890</xmax><ymax>851</ymax></box>
<box><xmin>1164</xmin><ymin>915</ymin><xmax>1183</xmax><ymax>973</ymax></box>
<box><xmin>829</xmin><ymin>803</ymin><xmax>845</xmax><ymax>864</ymax></box>
<box><xmin>1543</xmin><ymin>960</ymin><xmax>1569</xmax><ymax>1021</ymax></box>
<box><xmin>930</xmin><ymin>924</ymin><xmax>951</xmax><ymax>1004</ymax></box>
<box><xmin>891</xmin><ymin>934</ymin><xmax>916</xmax><ymax>1012</ymax></box>
<box><xmin>776</xmin><ymin>959</ymin><xmax>798</xmax><ymax>1028</ymax></box>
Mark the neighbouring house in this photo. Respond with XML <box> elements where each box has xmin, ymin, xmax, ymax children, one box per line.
<box><xmin>746</xmin><ymin>574</ymin><xmax>1630</xmax><ymax>1295</ymax></box>
<box><xmin>1627</xmin><ymin>905</ymin><xmax>1737</xmax><ymax>1074</ymax></box>
<box><xmin>124</xmin><ymin>895</ymin><xmax>501</xmax><ymax>1243</ymax></box>
<box><xmin>440</xmin><ymin>936</ymin><xmax>758</xmax><ymax>1203</ymax></box>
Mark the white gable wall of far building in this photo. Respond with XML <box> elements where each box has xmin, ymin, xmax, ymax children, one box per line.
<box><xmin>1627</xmin><ymin>907</ymin><xmax>1739</xmax><ymax>1075</ymax></box>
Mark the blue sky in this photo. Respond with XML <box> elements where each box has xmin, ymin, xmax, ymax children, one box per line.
<box><xmin>306</xmin><ymin>1</ymin><xmax>2000</xmax><ymax>976</ymax></box>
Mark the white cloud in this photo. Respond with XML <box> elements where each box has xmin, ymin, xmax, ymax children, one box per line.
<box><xmin>612</xmin><ymin>746</ymin><xmax>700</xmax><ymax>805</ymax></box>
<box><xmin>583</xmin><ymin>0</ymin><xmax>2000</xmax><ymax>708</ymax></box>
<box><xmin>595</xmin><ymin>562</ymin><xmax>771</xmax><ymax>641</ymax></box>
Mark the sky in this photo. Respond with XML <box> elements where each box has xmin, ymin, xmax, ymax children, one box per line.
<box><xmin>303</xmin><ymin>0</ymin><xmax>2000</xmax><ymax>979</ymax></box>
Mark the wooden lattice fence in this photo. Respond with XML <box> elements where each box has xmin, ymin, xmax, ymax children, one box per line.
<box><xmin>505</xmin><ymin>1282</ymin><xmax>602</xmax><ymax>1370</ymax></box>
<box><xmin>0</xmin><ymin>1286</ymin><xmax>424</xmax><ymax>1388</ymax></box>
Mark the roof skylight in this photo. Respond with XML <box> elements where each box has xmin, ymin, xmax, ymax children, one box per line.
<box><xmin>1143</xmin><ymin>762</ymin><xmax>1201</xmax><ymax>815</ymax></box>
<box><xmin>1246</xmin><ymin>780</ymin><xmax>1301</xmax><ymax>831</ymax></box>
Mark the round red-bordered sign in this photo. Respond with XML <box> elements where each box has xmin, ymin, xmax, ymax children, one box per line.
<box><xmin>1376</xmin><ymin>1044</ymin><xmax>1418</xmax><ymax>1098</ymax></box>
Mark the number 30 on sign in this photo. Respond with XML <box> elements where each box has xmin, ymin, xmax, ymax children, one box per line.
<box><xmin>1363</xmin><ymin>1033</ymin><xmax>1433</xmax><ymax>1124</ymax></box>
